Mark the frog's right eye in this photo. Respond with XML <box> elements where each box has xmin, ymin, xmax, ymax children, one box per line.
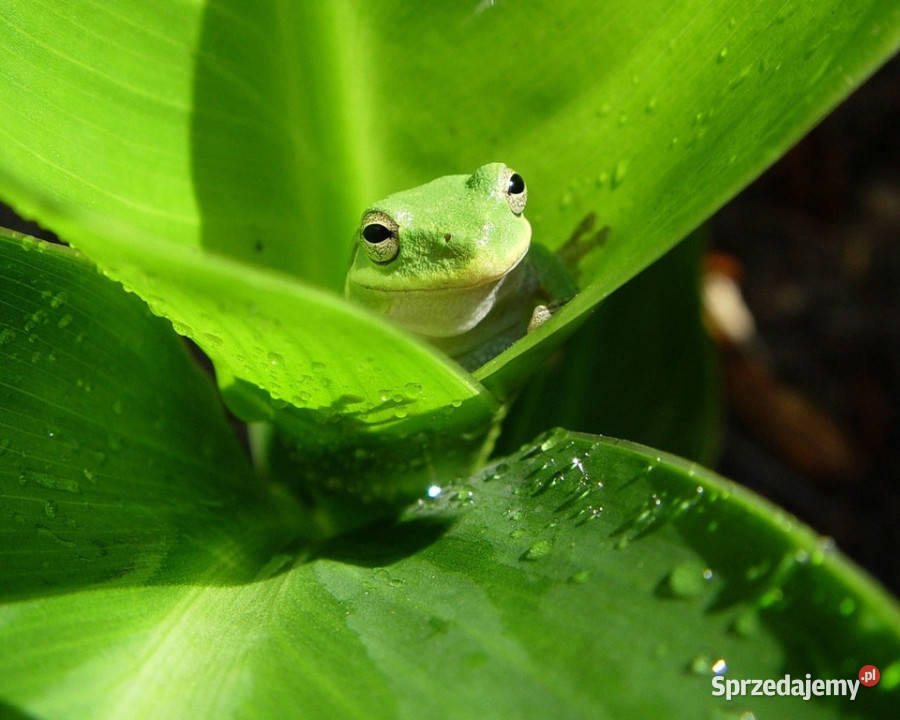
<box><xmin>501</xmin><ymin>167</ymin><xmax>527</xmax><ymax>215</ymax></box>
<box><xmin>360</xmin><ymin>212</ymin><xmax>399</xmax><ymax>263</ymax></box>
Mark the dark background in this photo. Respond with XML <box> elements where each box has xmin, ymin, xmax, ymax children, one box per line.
<box><xmin>712</xmin><ymin>55</ymin><xmax>899</xmax><ymax>593</ymax></box>
<box><xmin>2</xmin><ymin>57</ymin><xmax>897</xmax><ymax>592</ymax></box>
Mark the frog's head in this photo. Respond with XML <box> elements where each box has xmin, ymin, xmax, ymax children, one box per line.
<box><xmin>345</xmin><ymin>163</ymin><xmax>531</xmax><ymax>337</ymax></box>
<box><xmin>347</xmin><ymin>162</ymin><xmax>530</xmax><ymax>292</ymax></box>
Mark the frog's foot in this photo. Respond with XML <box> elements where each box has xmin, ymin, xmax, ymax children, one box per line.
<box><xmin>527</xmin><ymin>304</ymin><xmax>553</xmax><ymax>333</ymax></box>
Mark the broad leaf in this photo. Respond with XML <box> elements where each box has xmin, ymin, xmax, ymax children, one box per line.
<box><xmin>3</xmin><ymin>231</ymin><xmax>896</xmax><ymax>718</ymax></box>
<box><xmin>0</xmin><ymin>232</ymin><xmax>294</xmax><ymax>599</ymax></box>
<box><xmin>3</xmin><ymin>420</ymin><xmax>898</xmax><ymax>716</ymax></box>
<box><xmin>1</xmin><ymin>1</ymin><xmax>897</xmax><ymax>414</ymax></box>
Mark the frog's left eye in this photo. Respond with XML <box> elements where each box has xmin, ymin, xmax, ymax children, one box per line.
<box><xmin>502</xmin><ymin>167</ymin><xmax>527</xmax><ymax>215</ymax></box>
<box><xmin>360</xmin><ymin>211</ymin><xmax>400</xmax><ymax>263</ymax></box>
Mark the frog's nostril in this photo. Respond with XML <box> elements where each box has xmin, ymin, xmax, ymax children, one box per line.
<box><xmin>444</xmin><ymin>233</ymin><xmax>452</xmax><ymax>242</ymax></box>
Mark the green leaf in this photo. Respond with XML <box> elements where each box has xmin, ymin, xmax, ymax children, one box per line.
<box><xmin>2</xmin><ymin>419</ymin><xmax>898</xmax><ymax>717</ymax></box>
<box><xmin>467</xmin><ymin>1</ymin><xmax>900</xmax><ymax>386</ymax></box>
<box><xmin>0</xmin><ymin>188</ymin><xmax>492</xmax><ymax>424</ymax></box>
<box><xmin>497</xmin><ymin>233</ymin><xmax>720</xmax><ymax>465</ymax></box>
<box><xmin>0</xmin><ymin>231</ymin><xmax>295</xmax><ymax>599</ymax></box>
<box><xmin>2</xmin><ymin>1</ymin><xmax>896</xmax><ymax>412</ymax></box>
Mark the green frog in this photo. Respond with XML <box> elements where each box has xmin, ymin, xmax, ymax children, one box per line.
<box><xmin>345</xmin><ymin>162</ymin><xmax>578</xmax><ymax>369</ymax></box>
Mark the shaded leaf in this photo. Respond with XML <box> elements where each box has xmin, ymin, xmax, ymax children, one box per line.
<box><xmin>0</xmin><ymin>232</ymin><xmax>293</xmax><ymax>599</ymax></box>
<box><xmin>497</xmin><ymin>233</ymin><xmax>720</xmax><ymax>465</ymax></box>
<box><xmin>2</xmin><ymin>424</ymin><xmax>898</xmax><ymax>717</ymax></box>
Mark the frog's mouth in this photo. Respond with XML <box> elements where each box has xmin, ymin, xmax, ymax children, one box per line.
<box><xmin>354</xmin><ymin>234</ymin><xmax>531</xmax><ymax>294</ymax></box>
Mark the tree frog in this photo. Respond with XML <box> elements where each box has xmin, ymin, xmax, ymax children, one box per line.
<box><xmin>345</xmin><ymin>163</ymin><xmax>578</xmax><ymax>370</ymax></box>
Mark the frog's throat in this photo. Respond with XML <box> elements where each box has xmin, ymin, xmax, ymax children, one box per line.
<box><xmin>351</xmin><ymin>249</ymin><xmax>531</xmax><ymax>338</ymax></box>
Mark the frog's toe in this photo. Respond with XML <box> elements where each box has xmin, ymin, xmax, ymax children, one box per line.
<box><xmin>527</xmin><ymin>304</ymin><xmax>552</xmax><ymax>333</ymax></box>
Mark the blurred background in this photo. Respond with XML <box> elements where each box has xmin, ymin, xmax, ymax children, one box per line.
<box><xmin>1</xmin><ymin>56</ymin><xmax>896</xmax><ymax>593</ymax></box>
<box><xmin>710</xmin><ymin>55</ymin><xmax>899</xmax><ymax>594</ymax></box>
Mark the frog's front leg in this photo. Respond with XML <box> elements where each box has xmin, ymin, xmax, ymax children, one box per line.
<box><xmin>524</xmin><ymin>241</ymin><xmax>580</xmax><ymax>334</ymax></box>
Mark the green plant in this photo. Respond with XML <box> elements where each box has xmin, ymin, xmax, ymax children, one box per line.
<box><xmin>1</xmin><ymin>1</ymin><xmax>898</xmax><ymax>717</ymax></box>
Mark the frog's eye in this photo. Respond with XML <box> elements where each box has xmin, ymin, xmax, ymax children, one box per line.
<box><xmin>360</xmin><ymin>211</ymin><xmax>399</xmax><ymax>263</ymax></box>
<box><xmin>502</xmin><ymin>168</ymin><xmax>527</xmax><ymax>215</ymax></box>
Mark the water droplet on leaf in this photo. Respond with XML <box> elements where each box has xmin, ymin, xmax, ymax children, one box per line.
<box><xmin>568</xmin><ymin>570</ymin><xmax>590</xmax><ymax>584</ymax></box>
<box><xmin>522</xmin><ymin>539</ymin><xmax>552</xmax><ymax>561</ymax></box>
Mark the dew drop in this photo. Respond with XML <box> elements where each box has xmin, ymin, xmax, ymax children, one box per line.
<box><xmin>31</xmin><ymin>471</ymin><xmax>80</xmax><ymax>494</ymax></box>
<box><xmin>688</xmin><ymin>654</ymin><xmax>727</xmax><ymax>676</ymax></box>
<box><xmin>667</xmin><ymin>561</ymin><xmax>712</xmax><ymax>598</ymax></box>
<box><xmin>838</xmin><ymin>597</ymin><xmax>856</xmax><ymax>616</ymax></box>
<box><xmin>718</xmin><ymin>47</ymin><xmax>728</xmax><ymax>62</ymax></box>
<box><xmin>171</xmin><ymin>321</ymin><xmax>193</xmax><ymax>336</ymax></box>
<box><xmin>490</xmin><ymin>462</ymin><xmax>510</xmax><ymax>480</ymax></box>
<box><xmin>539</xmin><ymin>432</ymin><xmax>561</xmax><ymax>452</ymax></box>
<box><xmin>56</xmin><ymin>313</ymin><xmax>73</xmax><ymax>329</ymax></box>
<box><xmin>612</xmin><ymin>159</ymin><xmax>629</xmax><ymax>188</ymax></box>
<box><xmin>522</xmin><ymin>539</ymin><xmax>552</xmax><ymax>561</ymax></box>
<box><xmin>881</xmin><ymin>660</ymin><xmax>900</xmax><ymax>690</ymax></box>
<box><xmin>568</xmin><ymin>570</ymin><xmax>590</xmax><ymax>584</ymax></box>
<box><xmin>689</xmin><ymin>655</ymin><xmax>712</xmax><ymax>675</ymax></box>
<box><xmin>811</xmin><ymin>536</ymin><xmax>835</xmax><ymax>565</ymax></box>
<box><xmin>730</xmin><ymin>608</ymin><xmax>761</xmax><ymax>638</ymax></box>
<box><xmin>570</xmin><ymin>456</ymin><xmax>588</xmax><ymax>478</ymax></box>
<box><xmin>44</xmin><ymin>500</ymin><xmax>57</xmax><ymax>519</ymax></box>
<box><xmin>744</xmin><ymin>560</ymin><xmax>769</xmax><ymax>581</ymax></box>
<box><xmin>758</xmin><ymin>587</ymin><xmax>783</xmax><ymax>607</ymax></box>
